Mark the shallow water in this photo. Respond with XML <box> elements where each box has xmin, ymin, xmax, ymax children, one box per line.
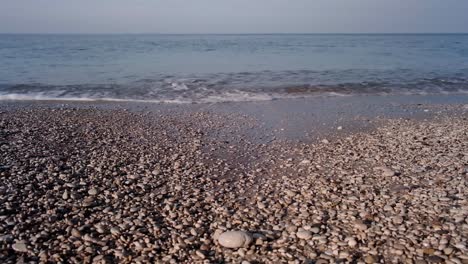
<box><xmin>1</xmin><ymin>34</ymin><xmax>468</xmax><ymax>103</ymax></box>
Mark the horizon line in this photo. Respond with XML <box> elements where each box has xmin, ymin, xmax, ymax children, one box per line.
<box><xmin>1</xmin><ymin>32</ymin><xmax>468</xmax><ymax>35</ymax></box>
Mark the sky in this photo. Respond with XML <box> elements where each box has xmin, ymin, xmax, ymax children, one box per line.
<box><xmin>1</xmin><ymin>0</ymin><xmax>467</xmax><ymax>34</ymax></box>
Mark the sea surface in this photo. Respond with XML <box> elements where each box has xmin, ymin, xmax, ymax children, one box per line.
<box><xmin>1</xmin><ymin>34</ymin><xmax>468</xmax><ymax>103</ymax></box>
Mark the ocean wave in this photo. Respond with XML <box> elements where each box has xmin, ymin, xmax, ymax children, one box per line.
<box><xmin>0</xmin><ymin>93</ymin><xmax>192</xmax><ymax>104</ymax></box>
<box><xmin>0</xmin><ymin>91</ymin><xmax>279</xmax><ymax>104</ymax></box>
<box><xmin>0</xmin><ymin>88</ymin><xmax>467</xmax><ymax>104</ymax></box>
<box><xmin>1</xmin><ymin>72</ymin><xmax>468</xmax><ymax>104</ymax></box>
<box><xmin>199</xmin><ymin>91</ymin><xmax>276</xmax><ymax>103</ymax></box>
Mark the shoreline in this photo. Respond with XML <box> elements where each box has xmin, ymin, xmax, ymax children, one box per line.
<box><xmin>1</xmin><ymin>94</ymin><xmax>467</xmax><ymax>142</ymax></box>
<box><xmin>0</xmin><ymin>95</ymin><xmax>467</xmax><ymax>263</ymax></box>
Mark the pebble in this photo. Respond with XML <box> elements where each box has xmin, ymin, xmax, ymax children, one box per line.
<box><xmin>218</xmin><ymin>231</ymin><xmax>253</xmax><ymax>248</ymax></box>
<box><xmin>454</xmin><ymin>243</ymin><xmax>465</xmax><ymax>250</ymax></box>
<box><xmin>426</xmin><ymin>255</ymin><xmax>444</xmax><ymax>263</ymax></box>
<box><xmin>354</xmin><ymin>221</ymin><xmax>368</xmax><ymax>231</ymax></box>
<box><xmin>0</xmin><ymin>107</ymin><xmax>467</xmax><ymax>263</ymax></box>
<box><xmin>195</xmin><ymin>250</ymin><xmax>205</xmax><ymax>259</ymax></box>
<box><xmin>110</xmin><ymin>227</ymin><xmax>121</xmax><ymax>236</ymax></box>
<box><xmin>88</xmin><ymin>188</ymin><xmax>98</xmax><ymax>196</ymax></box>
<box><xmin>12</xmin><ymin>241</ymin><xmax>28</xmax><ymax>252</ymax></box>
<box><xmin>348</xmin><ymin>238</ymin><xmax>358</xmax><ymax>248</ymax></box>
<box><xmin>364</xmin><ymin>255</ymin><xmax>377</xmax><ymax>263</ymax></box>
<box><xmin>315</xmin><ymin>259</ymin><xmax>329</xmax><ymax>264</ymax></box>
<box><xmin>0</xmin><ymin>235</ymin><xmax>13</xmax><ymax>242</ymax></box>
<box><xmin>71</xmin><ymin>228</ymin><xmax>81</xmax><ymax>238</ymax></box>
<box><xmin>443</xmin><ymin>247</ymin><xmax>454</xmax><ymax>255</ymax></box>
<box><xmin>392</xmin><ymin>216</ymin><xmax>404</xmax><ymax>225</ymax></box>
<box><xmin>382</xmin><ymin>167</ymin><xmax>396</xmax><ymax>177</ymax></box>
<box><xmin>296</xmin><ymin>229</ymin><xmax>312</xmax><ymax>240</ymax></box>
<box><xmin>310</xmin><ymin>227</ymin><xmax>320</xmax><ymax>234</ymax></box>
<box><xmin>383</xmin><ymin>205</ymin><xmax>393</xmax><ymax>211</ymax></box>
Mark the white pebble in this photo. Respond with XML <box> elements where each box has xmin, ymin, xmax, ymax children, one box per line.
<box><xmin>12</xmin><ymin>241</ymin><xmax>28</xmax><ymax>252</ymax></box>
<box><xmin>348</xmin><ymin>238</ymin><xmax>358</xmax><ymax>247</ymax></box>
<box><xmin>296</xmin><ymin>229</ymin><xmax>312</xmax><ymax>240</ymax></box>
<box><xmin>218</xmin><ymin>231</ymin><xmax>252</xmax><ymax>248</ymax></box>
<box><xmin>88</xmin><ymin>188</ymin><xmax>98</xmax><ymax>196</ymax></box>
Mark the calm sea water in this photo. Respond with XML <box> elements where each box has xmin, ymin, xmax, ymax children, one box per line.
<box><xmin>1</xmin><ymin>34</ymin><xmax>468</xmax><ymax>103</ymax></box>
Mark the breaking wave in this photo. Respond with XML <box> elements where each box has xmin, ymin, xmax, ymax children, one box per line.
<box><xmin>1</xmin><ymin>70</ymin><xmax>468</xmax><ymax>103</ymax></box>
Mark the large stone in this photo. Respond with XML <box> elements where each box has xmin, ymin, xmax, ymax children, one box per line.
<box><xmin>382</xmin><ymin>168</ymin><xmax>396</xmax><ymax>177</ymax></box>
<box><xmin>12</xmin><ymin>241</ymin><xmax>28</xmax><ymax>252</ymax></box>
<box><xmin>296</xmin><ymin>229</ymin><xmax>312</xmax><ymax>240</ymax></box>
<box><xmin>218</xmin><ymin>231</ymin><xmax>252</xmax><ymax>248</ymax></box>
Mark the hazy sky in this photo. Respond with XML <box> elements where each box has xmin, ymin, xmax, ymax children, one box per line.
<box><xmin>1</xmin><ymin>0</ymin><xmax>467</xmax><ymax>34</ymax></box>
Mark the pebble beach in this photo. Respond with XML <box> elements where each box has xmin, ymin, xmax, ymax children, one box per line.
<box><xmin>0</xmin><ymin>101</ymin><xmax>467</xmax><ymax>263</ymax></box>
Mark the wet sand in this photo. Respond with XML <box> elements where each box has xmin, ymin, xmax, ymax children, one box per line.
<box><xmin>0</xmin><ymin>95</ymin><xmax>467</xmax><ymax>263</ymax></box>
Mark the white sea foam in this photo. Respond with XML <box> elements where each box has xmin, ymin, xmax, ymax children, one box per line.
<box><xmin>199</xmin><ymin>91</ymin><xmax>276</xmax><ymax>103</ymax></box>
<box><xmin>0</xmin><ymin>93</ymin><xmax>96</xmax><ymax>101</ymax></box>
<box><xmin>170</xmin><ymin>82</ymin><xmax>190</xmax><ymax>91</ymax></box>
<box><xmin>0</xmin><ymin>90</ymin><xmax>280</xmax><ymax>104</ymax></box>
<box><xmin>1</xmin><ymin>88</ymin><xmax>468</xmax><ymax>105</ymax></box>
<box><xmin>0</xmin><ymin>93</ymin><xmax>192</xmax><ymax>104</ymax></box>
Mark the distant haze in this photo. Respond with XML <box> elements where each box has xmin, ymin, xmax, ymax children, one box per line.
<box><xmin>1</xmin><ymin>0</ymin><xmax>468</xmax><ymax>34</ymax></box>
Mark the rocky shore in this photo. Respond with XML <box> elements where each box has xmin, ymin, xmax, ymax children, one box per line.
<box><xmin>0</xmin><ymin>105</ymin><xmax>467</xmax><ymax>263</ymax></box>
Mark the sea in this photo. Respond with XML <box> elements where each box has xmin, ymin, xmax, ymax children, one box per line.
<box><xmin>1</xmin><ymin>34</ymin><xmax>468</xmax><ymax>103</ymax></box>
